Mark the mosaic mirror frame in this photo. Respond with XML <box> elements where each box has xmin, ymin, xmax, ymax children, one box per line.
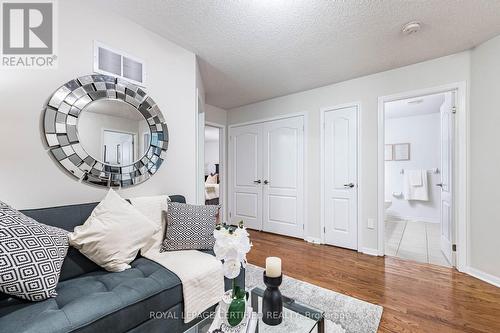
<box><xmin>43</xmin><ymin>74</ymin><xmax>169</xmax><ymax>188</ymax></box>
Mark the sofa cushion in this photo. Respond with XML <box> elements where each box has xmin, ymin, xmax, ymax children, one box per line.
<box><xmin>0</xmin><ymin>258</ymin><xmax>182</xmax><ymax>333</ymax></box>
<box><xmin>68</xmin><ymin>189</ymin><xmax>159</xmax><ymax>272</ymax></box>
<box><xmin>0</xmin><ymin>201</ymin><xmax>69</xmax><ymax>301</ymax></box>
<box><xmin>161</xmin><ymin>202</ymin><xmax>219</xmax><ymax>251</ymax></box>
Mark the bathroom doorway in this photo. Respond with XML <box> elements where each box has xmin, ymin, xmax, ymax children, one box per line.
<box><xmin>203</xmin><ymin>123</ymin><xmax>226</xmax><ymax>220</ymax></box>
<box><xmin>379</xmin><ymin>87</ymin><xmax>460</xmax><ymax>268</ymax></box>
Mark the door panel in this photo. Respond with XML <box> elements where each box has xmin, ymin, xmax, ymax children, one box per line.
<box><xmin>324</xmin><ymin>106</ymin><xmax>358</xmax><ymax>250</ymax></box>
<box><xmin>235</xmin><ymin>133</ymin><xmax>259</xmax><ymax>186</ymax></box>
<box><xmin>440</xmin><ymin>92</ymin><xmax>455</xmax><ymax>265</ymax></box>
<box><xmin>262</xmin><ymin>117</ymin><xmax>304</xmax><ymax>238</ymax></box>
<box><xmin>268</xmin><ymin>127</ymin><xmax>298</xmax><ymax>189</ymax></box>
<box><xmin>268</xmin><ymin>195</ymin><xmax>297</xmax><ymax>225</ymax></box>
<box><xmin>331</xmin><ymin>198</ymin><xmax>349</xmax><ymax>232</ymax></box>
<box><xmin>230</xmin><ymin>124</ymin><xmax>262</xmax><ymax>230</ymax></box>
<box><xmin>235</xmin><ymin>192</ymin><xmax>258</xmax><ymax>218</ymax></box>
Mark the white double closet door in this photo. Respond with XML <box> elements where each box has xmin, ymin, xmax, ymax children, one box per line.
<box><xmin>229</xmin><ymin>116</ymin><xmax>304</xmax><ymax>238</ymax></box>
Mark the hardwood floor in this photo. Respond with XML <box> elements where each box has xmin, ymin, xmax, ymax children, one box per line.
<box><xmin>247</xmin><ymin>230</ymin><xmax>500</xmax><ymax>333</ymax></box>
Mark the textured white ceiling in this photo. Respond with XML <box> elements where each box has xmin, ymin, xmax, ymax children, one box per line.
<box><xmin>385</xmin><ymin>93</ymin><xmax>444</xmax><ymax>119</ymax></box>
<box><xmin>97</xmin><ymin>0</ymin><xmax>500</xmax><ymax>109</ymax></box>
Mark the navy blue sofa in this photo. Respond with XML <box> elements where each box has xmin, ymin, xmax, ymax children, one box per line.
<box><xmin>0</xmin><ymin>195</ymin><xmax>244</xmax><ymax>333</ymax></box>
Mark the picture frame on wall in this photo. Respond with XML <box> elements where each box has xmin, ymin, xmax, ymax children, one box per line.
<box><xmin>384</xmin><ymin>144</ymin><xmax>394</xmax><ymax>161</ymax></box>
<box><xmin>394</xmin><ymin>143</ymin><xmax>410</xmax><ymax>161</ymax></box>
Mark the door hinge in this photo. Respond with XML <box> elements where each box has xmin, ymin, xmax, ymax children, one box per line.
<box><xmin>452</xmin><ymin>244</ymin><xmax>457</xmax><ymax>252</ymax></box>
<box><xmin>229</xmin><ymin>212</ymin><xmax>232</xmax><ymax>218</ymax></box>
<box><xmin>302</xmin><ymin>224</ymin><xmax>305</xmax><ymax>230</ymax></box>
<box><xmin>451</xmin><ymin>106</ymin><xmax>457</xmax><ymax>114</ymax></box>
<box><xmin>323</xmin><ymin>226</ymin><xmax>326</xmax><ymax>233</ymax></box>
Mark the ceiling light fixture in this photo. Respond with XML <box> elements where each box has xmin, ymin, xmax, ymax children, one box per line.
<box><xmin>402</xmin><ymin>21</ymin><xmax>422</xmax><ymax>35</ymax></box>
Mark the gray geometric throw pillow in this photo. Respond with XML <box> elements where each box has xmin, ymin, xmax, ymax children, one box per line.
<box><xmin>0</xmin><ymin>201</ymin><xmax>69</xmax><ymax>301</ymax></box>
<box><xmin>160</xmin><ymin>202</ymin><xmax>219</xmax><ymax>252</ymax></box>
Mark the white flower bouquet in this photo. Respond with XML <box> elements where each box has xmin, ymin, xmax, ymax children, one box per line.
<box><xmin>213</xmin><ymin>221</ymin><xmax>252</xmax><ymax>327</ymax></box>
<box><xmin>214</xmin><ymin>221</ymin><xmax>252</xmax><ymax>279</ymax></box>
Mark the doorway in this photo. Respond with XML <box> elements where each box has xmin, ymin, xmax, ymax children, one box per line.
<box><xmin>204</xmin><ymin>122</ymin><xmax>226</xmax><ymax>220</ymax></box>
<box><xmin>383</xmin><ymin>92</ymin><xmax>454</xmax><ymax>267</ymax></box>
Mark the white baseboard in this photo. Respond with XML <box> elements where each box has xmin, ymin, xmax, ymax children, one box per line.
<box><xmin>305</xmin><ymin>237</ymin><xmax>322</xmax><ymax>244</ymax></box>
<box><xmin>466</xmin><ymin>267</ymin><xmax>500</xmax><ymax>288</ymax></box>
<box><xmin>360</xmin><ymin>247</ymin><xmax>382</xmax><ymax>256</ymax></box>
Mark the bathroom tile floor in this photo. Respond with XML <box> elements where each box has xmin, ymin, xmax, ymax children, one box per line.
<box><xmin>385</xmin><ymin>220</ymin><xmax>452</xmax><ymax>267</ymax></box>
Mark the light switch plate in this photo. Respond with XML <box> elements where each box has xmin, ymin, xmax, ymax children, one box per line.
<box><xmin>367</xmin><ymin>218</ymin><xmax>375</xmax><ymax>229</ymax></box>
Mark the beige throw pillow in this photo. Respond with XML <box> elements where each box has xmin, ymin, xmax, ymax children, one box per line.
<box><xmin>68</xmin><ymin>189</ymin><xmax>159</xmax><ymax>272</ymax></box>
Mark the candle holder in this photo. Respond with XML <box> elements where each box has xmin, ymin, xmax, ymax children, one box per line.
<box><xmin>262</xmin><ymin>271</ymin><xmax>283</xmax><ymax>326</ymax></box>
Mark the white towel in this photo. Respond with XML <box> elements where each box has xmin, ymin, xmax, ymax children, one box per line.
<box><xmin>130</xmin><ymin>195</ymin><xmax>225</xmax><ymax>323</ymax></box>
<box><xmin>408</xmin><ymin>170</ymin><xmax>423</xmax><ymax>186</ymax></box>
<box><xmin>403</xmin><ymin>170</ymin><xmax>429</xmax><ymax>201</ymax></box>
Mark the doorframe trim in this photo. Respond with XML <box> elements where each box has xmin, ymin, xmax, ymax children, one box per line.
<box><xmin>377</xmin><ymin>81</ymin><xmax>468</xmax><ymax>272</ymax></box>
<box><xmin>205</xmin><ymin>121</ymin><xmax>227</xmax><ymax>222</ymax></box>
<box><xmin>195</xmin><ymin>89</ymin><xmax>205</xmax><ymax>205</ymax></box>
<box><xmin>228</xmin><ymin>112</ymin><xmax>307</xmax><ymax>129</ymax></box>
<box><xmin>320</xmin><ymin>102</ymin><xmax>362</xmax><ymax>250</ymax></box>
<box><xmin>228</xmin><ymin>112</ymin><xmax>308</xmax><ymax>240</ymax></box>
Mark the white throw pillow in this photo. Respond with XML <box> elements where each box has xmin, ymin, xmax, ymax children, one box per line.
<box><xmin>128</xmin><ymin>195</ymin><xmax>170</xmax><ymax>254</ymax></box>
<box><xmin>205</xmin><ymin>174</ymin><xmax>218</xmax><ymax>184</ymax></box>
<box><xmin>68</xmin><ymin>189</ymin><xmax>159</xmax><ymax>272</ymax></box>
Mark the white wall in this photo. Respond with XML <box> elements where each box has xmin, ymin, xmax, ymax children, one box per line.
<box><xmin>204</xmin><ymin>140</ymin><xmax>220</xmax><ymax>175</ymax></box>
<box><xmin>470</xmin><ymin>34</ymin><xmax>500</xmax><ymax>279</ymax></box>
<box><xmin>385</xmin><ymin>113</ymin><xmax>441</xmax><ymax>223</ymax></box>
<box><xmin>229</xmin><ymin>51</ymin><xmax>471</xmax><ymax>251</ymax></box>
<box><xmin>0</xmin><ymin>0</ymin><xmax>198</xmax><ymax>209</ymax></box>
<box><xmin>205</xmin><ymin>104</ymin><xmax>228</xmax><ymax>125</ymax></box>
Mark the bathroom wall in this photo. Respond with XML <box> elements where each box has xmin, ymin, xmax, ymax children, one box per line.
<box><xmin>385</xmin><ymin>113</ymin><xmax>441</xmax><ymax>222</ymax></box>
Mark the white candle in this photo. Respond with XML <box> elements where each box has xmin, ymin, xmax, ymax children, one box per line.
<box><xmin>265</xmin><ymin>257</ymin><xmax>282</xmax><ymax>278</ymax></box>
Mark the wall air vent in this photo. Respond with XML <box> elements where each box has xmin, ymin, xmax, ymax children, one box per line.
<box><xmin>94</xmin><ymin>41</ymin><xmax>145</xmax><ymax>86</ymax></box>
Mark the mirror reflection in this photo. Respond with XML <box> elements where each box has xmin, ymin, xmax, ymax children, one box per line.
<box><xmin>77</xmin><ymin>99</ymin><xmax>151</xmax><ymax>166</ymax></box>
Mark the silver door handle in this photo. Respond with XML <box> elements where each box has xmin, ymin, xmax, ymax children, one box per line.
<box><xmin>264</xmin><ymin>180</ymin><xmax>269</xmax><ymax>185</ymax></box>
<box><xmin>436</xmin><ymin>183</ymin><xmax>443</xmax><ymax>187</ymax></box>
<box><xmin>344</xmin><ymin>183</ymin><xmax>355</xmax><ymax>188</ymax></box>
<box><xmin>253</xmin><ymin>180</ymin><xmax>261</xmax><ymax>184</ymax></box>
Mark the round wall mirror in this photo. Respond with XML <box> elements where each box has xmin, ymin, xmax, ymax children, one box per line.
<box><xmin>78</xmin><ymin>99</ymin><xmax>151</xmax><ymax>166</ymax></box>
<box><xmin>43</xmin><ymin>74</ymin><xmax>169</xmax><ymax>188</ymax></box>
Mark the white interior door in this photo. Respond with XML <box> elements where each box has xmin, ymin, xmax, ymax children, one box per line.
<box><xmin>323</xmin><ymin>106</ymin><xmax>358</xmax><ymax>250</ymax></box>
<box><xmin>102</xmin><ymin>131</ymin><xmax>134</xmax><ymax>165</ymax></box>
<box><xmin>440</xmin><ymin>92</ymin><xmax>455</xmax><ymax>265</ymax></box>
<box><xmin>262</xmin><ymin>117</ymin><xmax>304</xmax><ymax>238</ymax></box>
<box><xmin>229</xmin><ymin>124</ymin><xmax>262</xmax><ymax>230</ymax></box>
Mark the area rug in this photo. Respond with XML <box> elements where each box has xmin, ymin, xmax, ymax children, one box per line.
<box><xmin>245</xmin><ymin>264</ymin><xmax>383</xmax><ymax>333</ymax></box>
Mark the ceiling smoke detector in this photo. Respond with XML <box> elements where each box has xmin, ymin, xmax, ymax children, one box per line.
<box><xmin>402</xmin><ymin>21</ymin><xmax>422</xmax><ymax>35</ymax></box>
